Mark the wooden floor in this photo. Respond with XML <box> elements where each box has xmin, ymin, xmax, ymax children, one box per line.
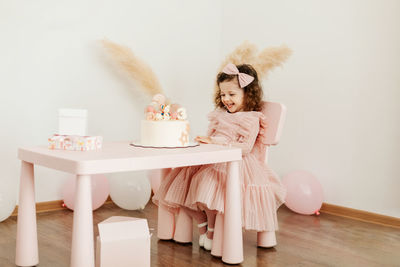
<box><xmin>1</xmin><ymin>202</ymin><xmax>399</xmax><ymax>267</ymax></box>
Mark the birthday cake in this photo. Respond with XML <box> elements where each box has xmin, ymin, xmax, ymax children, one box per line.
<box><xmin>140</xmin><ymin>94</ymin><xmax>190</xmax><ymax>147</ymax></box>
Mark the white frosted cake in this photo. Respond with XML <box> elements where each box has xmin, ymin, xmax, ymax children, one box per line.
<box><xmin>140</xmin><ymin>94</ymin><xmax>190</xmax><ymax>147</ymax></box>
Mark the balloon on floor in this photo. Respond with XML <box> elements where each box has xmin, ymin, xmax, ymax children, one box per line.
<box><xmin>62</xmin><ymin>174</ymin><xmax>110</xmax><ymax>211</ymax></box>
<box><xmin>282</xmin><ymin>170</ymin><xmax>324</xmax><ymax>215</ymax></box>
<box><xmin>0</xmin><ymin>187</ymin><xmax>16</xmax><ymax>222</ymax></box>
<box><xmin>108</xmin><ymin>171</ymin><xmax>151</xmax><ymax>210</ymax></box>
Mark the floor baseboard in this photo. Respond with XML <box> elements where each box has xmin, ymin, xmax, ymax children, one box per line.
<box><xmin>11</xmin><ymin>200</ymin><xmax>400</xmax><ymax>229</ymax></box>
<box><xmin>320</xmin><ymin>203</ymin><xmax>400</xmax><ymax>229</ymax></box>
<box><xmin>11</xmin><ymin>197</ymin><xmax>113</xmax><ymax>216</ymax></box>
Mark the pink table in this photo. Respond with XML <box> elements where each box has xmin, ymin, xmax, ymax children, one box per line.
<box><xmin>15</xmin><ymin>142</ymin><xmax>243</xmax><ymax>267</ymax></box>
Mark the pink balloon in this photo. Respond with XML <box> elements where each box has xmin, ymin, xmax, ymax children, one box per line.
<box><xmin>62</xmin><ymin>174</ymin><xmax>110</xmax><ymax>211</ymax></box>
<box><xmin>282</xmin><ymin>170</ymin><xmax>324</xmax><ymax>215</ymax></box>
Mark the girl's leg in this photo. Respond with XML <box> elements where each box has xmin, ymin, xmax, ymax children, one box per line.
<box><xmin>204</xmin><ymin>208</ymin><xmax>217</xmax><ymax>239</ymax></box>
<box><xmin>181</xmin><ymin>207</ymin><xmax>207</xmax><ymax>235</ymax></box>
<box><xmin>203</xmin><ymin>207</ymin><xmax>217</xmax><ymax>251</ymax></box>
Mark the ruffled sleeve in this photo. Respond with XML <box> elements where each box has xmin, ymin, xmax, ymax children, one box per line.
<box><xmin>207</xmin><ymin>109</ymin><xmax>230</xmax><ymax>145</ymax></box>
<box><xmin>227</xmin><ymin>112</ymin><xmax>261</xmax><ymax>155</ymax></box>
<box><xmin>206</xmin><ymin>109</ymin><xmax>220</xmax><ymax>137</ymax></box>
<box><xmin>256</xmin><ymin>113</ymin><xmax>268</xmax><ymax>145</ymax></box>
<box><xmin>252</xmin><ymin>113</ymin><xmax>269</xmax><ymax>162</ymax></box>
<box><xmin>205</xmin><ymin>110</ymin><xmax>267</xmax><ymax>156</ymax></box>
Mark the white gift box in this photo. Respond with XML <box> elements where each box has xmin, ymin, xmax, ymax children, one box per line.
<box><xmin>58</xmin><ymin>108</ymin><xmax>87</xmax><ymax>136</ymax></box>
<box><xmin>95</xmin><ymin>216</ymin><xmax>151</xmax><ymax>267</ymax></box>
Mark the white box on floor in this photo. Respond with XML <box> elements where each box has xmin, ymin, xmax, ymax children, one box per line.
<box><xmin>95</xmin><ymin>216</ymin><xmax>150</xmax><ymax>267</ymax></box>
<box><xmin>58</xmin><ymin>108</ymin><xmax>87</xmax><ymax>136</ymax></box>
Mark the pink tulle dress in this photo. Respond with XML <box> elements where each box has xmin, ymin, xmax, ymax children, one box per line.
<box><xmin>152</xmin><ymin>165</ymin><xmax>201</xmax><ymax>213</ymax></box>
<box><xmin>153</xmin><ymin>109</ymin><xmax>286</xmax><ymax>232</ymax></box>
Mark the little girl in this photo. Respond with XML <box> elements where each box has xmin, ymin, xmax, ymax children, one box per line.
<box><xmin>153</xmin><ymin>63</ymin><xmax>286</xmax><ymax>251</ymax></box>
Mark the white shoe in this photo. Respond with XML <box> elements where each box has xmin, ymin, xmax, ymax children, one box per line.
<box><xmin>204</xmin><ymin>227</ymin><xmax>214</xmax><ymax>251</ymax></box>
<box><xmin>198</xmin><ymin>222</ymin><xmax>208</xmax><ymax>247</ymax></box>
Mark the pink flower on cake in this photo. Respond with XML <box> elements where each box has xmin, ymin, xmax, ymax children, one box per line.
<box><xmin>145</xmin><ymin>94</ymin><xmax>187</xmax><ymax>121</ymax></box>
<box><xmin>145</xmin><ymin>105</ymin><xmax>155</xmax><ymax>113</ymax></box>
<box><xmin>150</xmin><ymin>101</ymin><xmax>159</xmax><ymax>110</ymax></box>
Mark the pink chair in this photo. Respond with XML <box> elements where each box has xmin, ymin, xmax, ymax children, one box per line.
<box><xmin>157</xmin><ymin>101</ymin><xmax>287</xmax><ymax>262</ymax></box>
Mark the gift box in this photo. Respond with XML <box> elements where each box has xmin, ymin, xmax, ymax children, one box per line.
<box><xmin>48</xmin><ymin>134</ymin><xmax>102</xmax><ymax>151</ymax></box>
<box><xmin>58</xmin><ymin>108</ymin><xmax>87</xmax><ymax>136</ymax></box>
<box><xmin>95</xmin><ymin>216</ymin><xmax>150</xmax><ymax>267</ymax></box>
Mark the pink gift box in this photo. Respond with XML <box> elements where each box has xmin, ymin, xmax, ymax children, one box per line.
<box><xmin>48</xmin><ymin>134</ymin><xmax>102</xmax><ymax>151</ymax></box>
<box><xmin>95</xmin><ymin>216</ymin><xmax>150</xmax><ymax>267</ymax></box>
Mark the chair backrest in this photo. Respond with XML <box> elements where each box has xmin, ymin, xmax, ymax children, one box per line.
<box><xmin>261</xmin><ymin>101</ymin><xmax>287</xmax><ymax>146</ymax></box>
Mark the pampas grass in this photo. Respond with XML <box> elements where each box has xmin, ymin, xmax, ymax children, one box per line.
<box><xmin>253</xmin><ymin>45</ymin><xmax>292</xmax><ymax>80</ymax></box>
<box><xmin>219</xmin><ymin>41</ymin><xmax>258</xmax><ymax>71</ymax></box>
<box><xmin>215</xmin><ymin>42</ymin><xmax>292</xmax><ymax>91</ymax></box>
<box><xmin>100</xmin><ymin>39</ymin><xmax>290</xmax><ymax>98</ymax></box>
<box><xmin>101</xmin><ymin>39</ymin><xmax>163</xmax><ymax>96</ymax></box>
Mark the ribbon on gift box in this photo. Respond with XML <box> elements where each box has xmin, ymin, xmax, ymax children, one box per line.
<box><xmin>48</xmin><ymin>134</ymin><xmax>103</xmax><ymax>151</ymax></box>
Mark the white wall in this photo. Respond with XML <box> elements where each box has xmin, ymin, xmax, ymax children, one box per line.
<box><xmin>0</xmin><ymin>0</ymin><xmax>222</xmax><ymax>202</ymax></box>
<box><xmin>221</xmin><ymin>0</ymin><xmax>400</xmax><ymax>217</ymax></box>
<box><xmin>1</xmin><ymin>0</ymin><xmax>399</xmax><ymax>218</ymax></box>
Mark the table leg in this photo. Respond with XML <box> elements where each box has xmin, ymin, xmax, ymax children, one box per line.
<box><xmin>211</xmin><ymin>213</ymin><xmax>224</xmax><ymax>257</ymax></box>
<box><xmin>70</xmin><ymin>175</ymin><xmax>94</xmax><ymax>267</ymax></box>
<box><xmin>15</xmin><ymin>161</ymin><xmax>38</xmax><ymax>267</ymax></box>
<box><xmin>157</xmin><ymin>168</ymin><xmax>175</xmax><ymax>240</ymax></box>
<box><xmin>222</xmin><ymin>161</ymin><xmax>243</xmax><ymax>264</ymax></box>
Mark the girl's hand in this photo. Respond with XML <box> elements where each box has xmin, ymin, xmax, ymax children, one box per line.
<box><xmin>195</xmin><ymin>136</ymin><xmax>212</xmax><ymax>144</ymax></box>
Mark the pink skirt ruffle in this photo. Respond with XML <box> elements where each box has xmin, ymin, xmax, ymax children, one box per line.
<box><xmin>152</xmin><ymin>165</ymin><xmax>201</xmax><ymax>213</ymax></box>
<box><xmin>184</xmin><ymin>163</ymin><xmax>228</xmax><ymax>212</ymax></box>
<box><xmin>185</xmin><ymin>154</ymin><xmax>286</xmax><ymax>232</ymax></box>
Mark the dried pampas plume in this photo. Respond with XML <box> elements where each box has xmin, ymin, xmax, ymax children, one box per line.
<box><xmin>215</xmin><ymin>42</ymin><xmax>292</xmax><ymax>91</ymax></box>
<box><xmin>253</xmin><ymin>45</ymin><xmax>292</xmax><ymax>80</ymax></box>
<box><xmin>101</xmin><ymin>39</ymin><xmax>163</xmax><ymax>96</ymax></box>
<box><xmin>219</xmin><ymin>41</ymin><xmax>258</xmax><ymax>69</ymax></box>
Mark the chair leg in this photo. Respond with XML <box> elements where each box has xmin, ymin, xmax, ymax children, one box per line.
<box><xmin>173</xmin><ymin>208</ymin><xmax>193</xmax><ymax>243</ymax></box>
<box><xmin>157</xmin><ymin>203</ymin><xmax>175</xmax><ymax>240</ymax></box>
<box><xmin>211</xmin><ymin>213</ymin><xmax>224</xmax><ymax>257</ymax></box>
<box><xmin>257</xmin><ymin>231</ymin><xmax>277</xmax><ymax>248</ymax></box>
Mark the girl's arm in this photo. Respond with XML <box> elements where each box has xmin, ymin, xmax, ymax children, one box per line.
<box><xmin>196</xmin><ymin>122</ymin><xmax>259</xmax><ymax>155</ymax></box>
<box><xmin>228</xmin><ymin>123</ymin><xmax>259</xmax><ymax>155</ymax></box>
<box><xmin>195</xmin><ymin>136</ymin><xmax>212</xmax><ymax>143</ymax></box>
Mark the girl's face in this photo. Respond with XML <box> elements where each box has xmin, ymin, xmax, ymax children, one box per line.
<box><xmin>219</xmin><ymin>78</ymin><xmax>245</xmax><ymax>113</ymax></box>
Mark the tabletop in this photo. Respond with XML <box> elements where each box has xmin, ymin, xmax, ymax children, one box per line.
<box><xmin>18</xmin><ymin>141</ymin><xmax>242</xmax><ymax>175</ymax></box>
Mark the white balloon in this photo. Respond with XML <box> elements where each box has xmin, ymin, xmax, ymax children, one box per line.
<box><xmin>147</xmin><ymin>169</ymin><xmax>162</xmax><ymax>194</ymax></box>
<box><xmin>108</xmin><ymin>171</ymin><xmax>151</xmax><ymax>210</ymax></box>
<box><xmin>0</xmin><ymin>188</ymin><xmax>17</xmax><ymax>222</ymax></box>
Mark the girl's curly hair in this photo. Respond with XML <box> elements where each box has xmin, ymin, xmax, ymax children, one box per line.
<box><xmin>214</xmin><ymin>64</ymin><xmax>263</xmax><ymax>112</ymax></box>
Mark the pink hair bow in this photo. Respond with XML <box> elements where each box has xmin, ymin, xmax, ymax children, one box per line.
<box><xmin>222</xmin><ymin>63</ymin><xmax>254</xmax><ymax>88</ymax></box>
